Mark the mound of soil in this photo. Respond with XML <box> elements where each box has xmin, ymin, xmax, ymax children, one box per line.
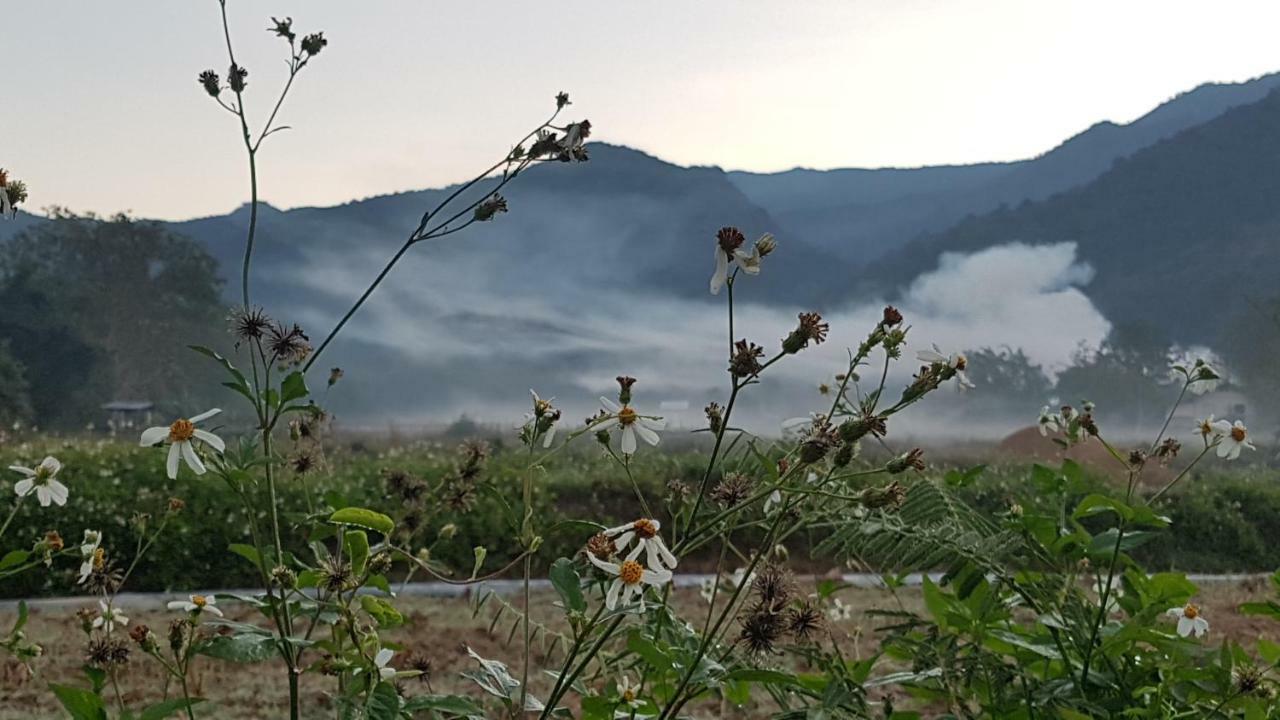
<box><xmin>997</xmin><ymin>426</ymin><xmax>1173</xmax><ymax>487</ymax></box>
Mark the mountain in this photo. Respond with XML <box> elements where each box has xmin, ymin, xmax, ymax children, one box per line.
<box><xmin>728</xmin><ymin>72</ymin><xmax>1280</xmax><ymax>266</ymax></box>
<box><xmin>864</xmin><ymin>85</ymin><xmax>1280</xmax><ymax>344</ymax></box>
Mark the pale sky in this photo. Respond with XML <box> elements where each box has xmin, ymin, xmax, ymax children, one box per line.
<box><xmin>5</xmin><ymin>0</ymin><xmax>1280</xmax><ymax>220</ymax></box>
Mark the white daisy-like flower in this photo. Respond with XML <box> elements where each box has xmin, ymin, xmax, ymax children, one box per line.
<box><xmin>597</xmin><ymin>397</ymin><xmax>665</xmax><ymax>455</ymax></box>
<box><xmin>616</xmin><ymin>674</ymin><xmax>642</xmax><ymax>710</ymax></box>
<box><xmin>826</xmin><ymin>597</ymin><xmax>854</xmax><ymax>622</ymax></box>
<box><xmin>10</xmin><ymin>456</ymin><xmax>68</xmax><ymax>507</ymax></box>
<box><xmin>709</xmin><ymin>227</ymin><xmax>764</xmax><ymax>295</ymax></box>
<box><xmin>1211</xmin><ymin>419</ymin><xmax>1254</xmax><ymax>460</ymax></box>
<box><xmin>374</xmin><ymin>648</ymin><xmax>396</xmax><ymax>680</ymax></box>
<box><xmin>166</xmin><ymin>593</ymin><xmax>223</xmax><ymax>618</ymax></box>
<box><xmin>588</xmin><ymin>544</ymin><xmax>672</xmax><ymax>612</ymax></box>
<box><xmin>1166</xmin><ymin>603</ymin><xmax>1209</xmax><ymax>638</ymax></box>
<box><xmin>602</xmin><ymin>518</ymin><xmax>677</xmax><ymax>572</ymax></box>
<box><xmin>140</xmin><ymin>409</ymin><xmax>225</xmax><ymax>479</ymax></box>
<box><xmin>92</xmin><ymin>601</ymin><xmax>128</xmax><ymax>633</ymax></box>
<box><xmin>1195</xmin><ymin>415</ymin><xmax>1219</xmax><ymax>442</ymax></box>
<box><xmin>78</xmin><ymin>530</ymin><xmax>103</xmax><ymax>584</ymax></box>
<box><xmin>1037</xmin><ymin>406</ymin><xmax>1061</xmax><ymax>437</ymax></box>
<box><xmin>917</xmin><ymin>346</ymin><xmax>974</xmax><ymax>390</ymax></box>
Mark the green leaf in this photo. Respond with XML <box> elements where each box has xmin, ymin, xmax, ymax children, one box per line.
<box><xmin>12</xmin><ymin>600</ymin><xmax>28</xmax><ymax>633</ymax></box>
<box><xmin>626</xmin><ymin>632</ymin><xmax>673</xmax><ymax>672</ymax></box>
<box><xmin>196</xmin><ymin>633</ymin><xmax>279</xmax><ymax>663</ymax></box>
<box><xmin>49</xmin><ymin>684</ymin><xmax>108</xmax><ymax>720</ymax></box>
<box><xmin>328</xmin><ymin>507</ymin><xmax>394</xmax><ymax>535</ymax></box>
<box><xmin>0</xmin><ymin>549</ymin><xmax>31</xmax><ymax>571</ymax></box>
<box><xmin>227</xmin><ymin>543</ymin><xmax>262</xmax><ymax>569</ymax></box>
<box><xmin>548</xmin><ymin>558</ymin><xmax>585</xmax><ymax>614</ymax></box>
<box><xmin>344</xmin><ymin>530</ymin><xmax>370</xmax><ymax>577</ymax></box>
<box><xmin>190</xmin><ymin>345</ymin><xmax>253</xmax><ymax>400</ymax></box>
<box><xmin>1073</xmin><ymin>494</ymin><xmax>1132</xmax><ymax>522</ymax></box>
<box><xmin>360</xmin><ymin>596</ymin><xmax>404</xmax><ymax>628</ymax></box>
<box><xmin>139</xmin><ymin>698</ymin><xmax>206</xmax><ymax>720</ymax></box>
<box><xmin>364</xmin><ymin>682</ymin><xmax>401</xmax><ymax>720</ymax></box>
<box><xmin>280</xmin><ymin>371</ymin><xmax>309</xmax><ymax>404</ymax></box>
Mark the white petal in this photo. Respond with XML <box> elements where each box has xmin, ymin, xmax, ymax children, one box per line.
<box><xmin>35</xmin><ymin>485</ymin><xmax>52</xmax><ymax>507</ymax></box>
<box><xmin>587</xmin><ymin>553</ymin><xmax>621</xmax><ymax>576</ymax></box>
<box><xmin>600</xmin><ymin>397</ymin><xmax>621</xmax><ymax>414</ymax></box>
<box><xmin>653</xmin><ymin>538</ymin><xmax>678</xmax><ymax>569</ymax></box>
<box><xmin>542</xmin><ymin>425</ymin><xmax>556</xmax><ymax>449</ymax></box>
<box><xmin>917</xmin><ymin>350</ymin><xmax>946</xmax><ymax>364</ymax></box>
<box><xmin>181</xmin><ymin>442</ymin><xmax>207</xmax><ymax>475</ymax></box>
<box><xmin>612</xmin><ymin>530</ymin><xmax>636</xmax><ymax>550</ymax></box>
<box><xmin>189</xmin><ymin>408</ymin><xmax>222</xmax><ymax>424</ymax></box>
<box><xmin>710</xmin><ymin>249</ymin><xmax>728</xmax><ymax>295</ymax></box>
<box><xmin>40</xmin><ymin>457</ymin><xmax>61</xmax><ymax>475</ymax></box>
<box><xmin>166</xmin><ymin>600</ymin><xmax>187</xmax><ymax>611</ymax></box>
<box><xmin>46</xmin><ymin>479</ymin><xmax>69</xmax><ymax>506</ymax></box>
<box><xmin>605</xmin><ymin>579</ymin><xmax>622</xmax><ymax>610</ymax></box>
<box><xmin>8</xmin><ymin>465</ymin><xmax>35</xmax><ymax>477</ymax></box>
<box><xmin>1177</xmin><ymin>616</ymin><xmax>1193</xmax><ymax>637</ymax></box>
<box><xmin>204</xmin><ymin>605</ymin><xmax>224</xmax><ymax>617</ymax></box>
<box><xmin>633</xmin><ymin>423</ymin><xmax>660</xmax><ymax>447</ymax></box>
<box><xmin>642</xmin><ymin>568</ymin><xmax>673</xmax><ymax>586</ymax></box>
<box><xmin>193</xmin><ymin>429</ymin><xmax>226</xmax><ymax>453</ymax></box>
<box><xmin>620</xmin><ymin>426</ymin><xmax>637</xmax><ymax>455</ymax></box>
<box><xmin>139</xmin><ymin>426</ymin><xmax>169</xmax><ymax>446</ymax></box>
<box><xmin>639</xmin><ymin>416</ymin><xmax>666</xmax><ymax>431</ymax></box>
<box><xmin>375</xmin><ymin>648</ymin><xmax>395</xmax><ymax>667</ymax></box>
<box><xmin>595</xmin><ymin>417</ymin><xmax>619</xmax><ymax>432</ymax></box>
<box><xmin>166</xmin><ymin>443</ymin><xmax>181</xmax><ymax>479</ymax></box>
<box><xmin>14</xmin><ymin>478</ymin><xmax>33</xmax><ymax>497</ymax></box>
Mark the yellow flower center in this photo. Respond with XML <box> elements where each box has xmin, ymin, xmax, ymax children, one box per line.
<box><xmin>622</xmin><ymin>688</ymin><xmax>636</xmax><ymax>703</ymax></box>
<box><xmin>617</xmin><ymin>406</ymin><xmax>638</xmax><ymax>426</ymax></box>
<box><xmin>1231</xmin><ymin>426</ymin><xmax>1247</xmax><ymax>442</ymax></box>
<box><xmin>619</xmin><ymin>560</ymin><xmax>644</xmax><ymax>586</ymax></box>
<box><xmin>34</xmin><ymin>465</ymin><xmax>53</xmax><ymax>480</ymax></box>
<box><xmin>169</xmin><ymin>419</ymin><xmax>195</xmax><ymax>442</ymax></box>
<box><xmin>1199</xmin><ymin>421</ymin><xmax>1212</xmax><ymax>436</ymax></box>
<box><xmin>92</xmin><ymin>547</ymin><xmax>105</xmax><ymax>571</ymax></box>
<box><xmin>954</xmin><ymin>354</ymin><xmax>968</xmax><ymax>371</ymax></box>
<box><xmin>192</xmin><ymin>595</ymin><xmax>207</xmax><ymax>608</ymax></box>
<box><xmin>633</xmin><ymin>518</ymin><xmax>658</xmax><ymax>539</ymax></box>
<box><xmin>1183</xmin><ymin>603</ymin><xmax>1199</xmax><ymax>619</ymax></box>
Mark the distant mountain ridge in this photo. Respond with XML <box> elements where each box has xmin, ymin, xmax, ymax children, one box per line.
<box><xmin>728</xmin><ymin>71</ymin><xmax>1280</xmax><ymax>266</ymax></box>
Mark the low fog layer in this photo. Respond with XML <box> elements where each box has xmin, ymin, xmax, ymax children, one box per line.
<box><xmin>307</xmin><ymin>241</ymin><xmax>1111</xmax><ymax>438</ymax></box>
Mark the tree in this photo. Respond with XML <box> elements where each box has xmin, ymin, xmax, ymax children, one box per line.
<box><xmin>0</xmin><ymin>211</ymin><xmax>226</xmax><ymax>427</ymax></box>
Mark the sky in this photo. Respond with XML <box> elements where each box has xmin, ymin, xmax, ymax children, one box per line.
<box><xmin>5</xmin><ymin>0</ymin><xmax>1280</xmax><ymax>220</ymax></box>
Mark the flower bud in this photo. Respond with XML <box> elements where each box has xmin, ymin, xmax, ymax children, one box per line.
<box><xmin>616</xmin><ymin>376</ymin><xmax>636</xmax><ymax>405</ymax></box>
<box><xmin>228</xmin><ymin>63</ymin><xmax>248</xmax><ymax>93</ymax></box>
<box><xmin>198</xmin><ymin>70</ymin><xmax>221</xmax><ymax>97</ymax></box>
<box><xmin>754</xmin><ymin>233</ymin><xmax>777</xmax><ymax>257</ymax></box>
<box><xmin>886</xmin><ymin>448</ymin><xmax>925</xmax><ymax>474</ymax></box>
<box><xmin>300</xmin><ymin>32</ymin><xmax>327</xmax><ymax>57</ymax></box>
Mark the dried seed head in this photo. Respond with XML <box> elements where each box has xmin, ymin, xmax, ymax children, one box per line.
<box><xmin>710</xmin><ymin>473</ymin><xmax>754</xmax><ymax>508</ymax></box>
<box><xmin>887</xmin><ymin>448</ymin><xmax>926</xmax><ymax>474</ymax></box>
<box><xmin>782</xmin><ymin>312</ymin><xmax>829</xmax><ymax>354</ymax></box>
<box><xmin>737</xmin><ymin>607</ymin><xmax>785</xmax><ymax>657</ymax></box>
<box><xmin>198</xmin><ymin>70</ymin><xmax>221</xmax><ymax>97</ymax></box>
<box><xmin>474</xmin><ymin>194</ymin><xmax>508</xmax><ymax>222</ymax></box>
<box><xmin>585</xmin><ymin>532</ymin><xmax>617</xmax><ymax>561</ymax></box>
<box><xmin>787</xmin><ymin>601</ymin><xmax>824</xmax><ymax>642</ymax></box>
<box><xmin>300</xmin><ymin>32</ymin><xmax>327</xmax><ymax>57</ymax></box>
<box><xmin>882</xmin><ymin>305</ymin><xmax>904</xmax><ymax>327</ymax></box>
<box><xmin>729</xmin><ymin>339</ymin><xmax>765</xmax><ymax>379</ymax></box>
<box><xmin>555</xmin><ymin>92</ymin><xmax>571</xmax><ymax>109</ymax></box>
<box><xmin>268</xmin><ymin>16</ymin><xmax>295</xmax><ymax>41</ymax></box>
<box><xmin>228</xmin><ymin>63</ymin><xmax>248</xmax><ymax>93</ymax></box>
<box><xmin>85</xmin><ymin>638</ymin><xmax>130</xmax><ymax>668</ymax></box>
<box><xmin>704</xmin><ymin>402</ymin><xmax>723</xmax><ymax>433</ymax></box>
<box><xmin>716</xmin><ymin>227</ymin><xmax>746</xmax><ymax>255</ymax></box>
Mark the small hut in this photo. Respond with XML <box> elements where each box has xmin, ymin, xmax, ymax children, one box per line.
<box><xmin>101</xmin><ymin>401</ymin><xmax>154</xmax><ymax>432</ymax></box>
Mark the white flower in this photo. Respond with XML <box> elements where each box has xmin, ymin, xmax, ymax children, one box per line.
<box><xmin>166</xmin><ymin>593</ymin><xmax>223</xmax><ymax>618</ymax></box>
<box><xmin>93</xmin><ymin>601</ymin><xmax>128</xmax><ymax>633</ymax></box>
<box><xmin>709</xmin><ymin>228</ymin><xmax>764</xmax><ymax>295</ymax></box>
<box><xmin>1092</xmin><ymin>576</ymin><xmax>1123</xmax><ymax>613</ymax></box>
<box><xmin>140</xmin><ymin>409</ymin><xmax>225</xmax><ymax>479</ymax></box>
<box><xmin>375</xmin><ymin>648</ymin><xmax>396</xmax><ymax>681</ymax></box>
<box><xmin>78</xmin><ymin>530</ymin><xmax>102</xmax><ymax>584</ymax></box>
<box><xmin>588</xmin><ymin>544</ymin><xmax>672</xmax><ymax>612</ymax></box>
<box><xmin>10</xmin><ymin>456</ymin><xmax>68</xmax><ymax>507</ymax></box>
<box><xmin>1166</xmin><ymin>603</ymin><xmax>1209</xmax><ymax>638</ymax></box>
<box><xmin>917</xmin><ymin>346</ymin><xmax>974</xmax><ymax>390</ymax></box>
<box><xmin>597</xmin><ymin>398</ymin><xmax>665</xmax><ymax>455</ymax></box>
<box><xmin>1037</xmin><ymin>406</ymin><xmax>1061</xmax><ymax>437</ymax></box>
<box><xmin>617</xmin><ymin>674</ymin><xmax>642</xmax><ymax>709</ymax></box>
<box><xmin>764</xmin><ymin>488</ymin><xmax>783</xmax><ymax>514</ymax></box>
<box><xmin>1195</xmin><ymin>415</ymin><xmax>1219</xmax><ymax>441</ymax></box>
<box><xmin>1212</xmin><ymin>419</ymin><xmax>1254</xmax><ymax>460</ymax></box>
<box><xmin>826</xmin><ymin>597</ymin><xmax>854</xmax><ymax>622</ymax></box>
<box><xmin>602</xmin><ymin>518</ymin><xmax>677</xmax><ymax>572</ymax></box>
